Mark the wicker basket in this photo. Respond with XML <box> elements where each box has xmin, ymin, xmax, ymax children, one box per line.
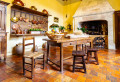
<box><xmin>46</xmin><ymin>33</ymin><xmax>64</xmax><ymax>40</ymax></box>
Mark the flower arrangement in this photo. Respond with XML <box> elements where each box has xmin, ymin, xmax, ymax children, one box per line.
<box><xmin>77</xmin><ymin>26</ymin><xmax>88</xmax><ymax>33</ymax></box>
<box><xmin>50</xmin><ymin>23</ymin><xmax>59</xmax><ymax>28</ymax></box>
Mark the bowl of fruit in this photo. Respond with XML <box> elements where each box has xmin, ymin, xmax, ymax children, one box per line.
<box><xmin>46</xmin><ymin>31</ymin><xmax>64</xmax><ymax>40</ymax></box>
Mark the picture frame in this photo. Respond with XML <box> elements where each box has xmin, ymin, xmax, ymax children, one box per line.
<box><xmin>54</xmin><ymin>17</ymin><xmax>59</xmax><ymax>23</ymax></box>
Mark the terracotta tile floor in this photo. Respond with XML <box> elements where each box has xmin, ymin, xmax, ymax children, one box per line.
<box><xmin>0</xmin><ymin>49</ymin><xmax>120</xmax><ymax>82</ymax></box>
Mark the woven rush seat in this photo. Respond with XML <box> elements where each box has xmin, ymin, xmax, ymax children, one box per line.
<box><xmin>87</xmin><ymin>48</ymin><xmax>99</xmax><ymax>52</ymax></box>
<box><xmin>72</xmin><ymin>51</ymin><xmax>85</xmax><ymax>56</ymax></box>
<box><xmin>24</xmin><ymin>51</ymin><xmax>44</xmax><ymax>58</ymax></box>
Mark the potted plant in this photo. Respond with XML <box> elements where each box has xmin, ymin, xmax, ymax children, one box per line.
<box><xmin>59</xmin><ymin>26</ymin><xmax>65</xmax><ymax>33</ymax></box>
<box><xmin>29</xmin><ymin>28</ymin><xmax>43</xmax><ymax>34</ymax></box>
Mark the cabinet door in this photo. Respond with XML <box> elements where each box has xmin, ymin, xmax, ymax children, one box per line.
<box><xmin>0</xmin><ymin>5</ymin><xmax>5</xmax><ymax>31</ymax></box>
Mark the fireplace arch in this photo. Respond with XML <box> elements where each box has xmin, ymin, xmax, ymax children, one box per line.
<box><xmin>78</xmin><ymin>20</ymin><xmax>108</xmax><ymax>35</ymax></box>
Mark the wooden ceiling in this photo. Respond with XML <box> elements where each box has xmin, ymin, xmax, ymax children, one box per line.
<box><xmin>57</xmin><ymin>0</ymin><xmax>82</xmax><ymax>5</ymax></box>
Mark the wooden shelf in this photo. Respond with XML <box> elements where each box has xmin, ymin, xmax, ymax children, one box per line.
<box><xmin>0</xmin><ymin>1</ymin><xmax>10</xmax><ymax>5</ymax></box>
<box><xmin>11</xmin><ymin>34</ymin><xmax>46</xmax><ymax>37</ymax></box>
<box><xmin>11</xmin><ymin>5</ymin><xmax>52</xmax><ymax>17</ymax></box>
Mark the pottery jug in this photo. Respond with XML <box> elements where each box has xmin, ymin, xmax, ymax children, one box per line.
<box><xmin>16</xmin><ymin>43</ymin><xmax>23</xmax><ymax>55</ymax></box>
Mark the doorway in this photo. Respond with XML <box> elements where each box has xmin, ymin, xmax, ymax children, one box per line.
<box><xmin>115</xmin><ymin>11</ymin><xmax>120</xmax><ymax>49</ymax></box>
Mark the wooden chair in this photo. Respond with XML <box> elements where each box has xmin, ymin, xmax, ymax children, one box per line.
<box><xmin>23</xmin><ymin>37</ymin><xmax>45</xmax><ymax>79</ymax></box>
<box><xmin>72</xmin><ymin>51</ymin><xmax>86</xmax><ymax>73</ymax></box>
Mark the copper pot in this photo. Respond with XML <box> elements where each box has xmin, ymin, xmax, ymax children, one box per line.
<box><xmin>42</xmin><ymin>9</ymin><xmax>48</xmax><ymax>14</ymax></box>
<box><xmin>30</xmin><ymin>6</ymin><xmax>37</xmax><ymax>11</ymax></box>
<box><xmin>19</xmin><ymin>17</ymin><xmax>23</xmax><ymax>21</ymax></box>
<box><xmin>23</xmin><ymin>18</ymin><xmax>29</xmax><ymax>22</ymax></box>
<box><xmin>31</xmin><ymin>20</ymin><xmax>37</xmax><ymax>24</ymax></box>
<box><xmin>13</xmin><ymin>0</ymin><xmax>24</xmax><ymax>6</ymax></box>
<box><xmin>16</xmin><ymin>28</ymin><xmax>22</xmax><ymax>34</ymax></box>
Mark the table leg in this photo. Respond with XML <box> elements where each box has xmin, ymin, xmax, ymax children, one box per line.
<box><xmin>90</xmin><ymin>41</ymin><xmax>93</xmax><ymax>48</ymax></box>
<box><xmin>82</xmin><ymin>44</ymin><xmax>84</xmax><ymax>50</ymax></box>
<box><xmin>76</xmin><ymin>44</ymin><xmax>77</xmax><ymax>51</ymax></box>
<box><xmin>47</xmin><ymin>42</ymin><xmax>49</xmax><ymax>64</ymax></box>
<box><xmin>60</xmin><ymin>43</ymin><xmax>63</xmax><ymax>73</ymax></box>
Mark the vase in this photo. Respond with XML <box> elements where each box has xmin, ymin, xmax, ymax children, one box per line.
<box><xmin>61</xmin><ymin>30</ymin><xmax>64</xmax><ymax>33</ymax></box>
<box><xmin>16</xmin><ymin>43</ymin><xmax>23</xmax><ymax>55</ymax></box>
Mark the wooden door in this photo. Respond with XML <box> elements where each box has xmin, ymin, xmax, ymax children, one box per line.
<box><xmin>118</xmin><ymin>16</ymin><xmax>120</xmax><ymax>49</ymax></box>
<box><xmin>115</xmin><ymin>11</ymin><xmax>120</xmax><ymax>49</ymax></box>
<box><xmin>0</xmin><ymin>4</ymin><xmax>5</xmax><ymax>31</ymax></box>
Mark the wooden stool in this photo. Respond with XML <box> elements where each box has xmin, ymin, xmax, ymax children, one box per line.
<box><xmin>23</xmin><ymin>37</ymin><xmax>46</xmax><ymax>79</ymax></box>
<box><xmin>87</xmin><ymin>48</ymin><xmax>99</xmax><ymax>65</ymax></box>
<box><xmin>72</xmin><ymin>51</ymin><xmax>86</xmax><ymax>73</ymax></box>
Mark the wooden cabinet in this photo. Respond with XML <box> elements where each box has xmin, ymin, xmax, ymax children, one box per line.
<box><xmin>0</xmin><ymin>32</ymin><xmax>7</xmax><ymax>61</ymax></box>
<box><xmin>115</xmin><ymin>11</ymin><xmax>120</xmax><ymax>49</ymax></box>
<box><xmin>0</xmin><ymin>1</ymin><xmax>9</xmax><ymax>61</ymax></box>
<box><xmin>0</xmin><ymin>1</ymin><xmax>9</xmax><ymax>32</ymax></box>
<box><xmin>0</xmin><ymin>4</ymin><xmax>6</xmax><ymax>31</ymax></box>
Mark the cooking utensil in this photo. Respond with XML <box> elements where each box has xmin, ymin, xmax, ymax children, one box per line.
<box><xmin>30</xmin><ymin>6</ymin><xmax>37</xmax><ymax>11</ymax></box>
<box><xmin>42</xmin><ymin>9</ymin><xmax>48</xmax><ymax>14</ymax></box>
<box><xmin>31</xmin><ymin>20</ymin><xmax>37</xmax><ymax>24</ymax></box>
<box><xmin>11</xmin><ymin>11</ymin><xmax>19</xmax><ymax>23</ymax></box>
<box><xmin>31</xmin><ymin>15</ymin><xmax>37</xmax><ymax>24</ymax></box>
<box><xmin>23</xmin><ymin>18</ymin><xmax>29</xmax><ymax>22</ymax></box>
<box><xmin>19</xmin><ymin>17</ymin><xmax>23</xmax><ymax>21</ymax></box>
<box><xmin>19</xmin><ymin>12</ymin><xmax>23</xmax><ymax>21</ymax></box>
<box><xmin>23</xmin><ymin>14</ymin><xmax>29</xmax><ymax>22</ymax></box>
<box><xmin>11</xmin><ymin>17</ymin><xmax>19</xmax><ymax>23</ymax></box>
<box><xmin>12</xmin><ymin>24</ymin><xmax>20</xmax><ymax>30</ymax></box>
<box><xmin>13</xmin><ymin>0</ymin><xmax>25</xmax><ymax>6</ymax></box>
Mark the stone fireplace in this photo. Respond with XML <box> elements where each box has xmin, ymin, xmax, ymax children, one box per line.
<box><xmin>73</xmin><ymin>0</ymin><xmax>115</xmax><ymax>49</ymax></box>
<box><xmin>79</xmin><ymin>20</ymin><xmax>108</xmax><ymax>35</ymax></box>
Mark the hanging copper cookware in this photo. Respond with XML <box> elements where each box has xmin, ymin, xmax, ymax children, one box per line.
<box><xmin>31</xmin><ymin>20</ymin><xmax>37</xmax><ymax>24</ymax></box>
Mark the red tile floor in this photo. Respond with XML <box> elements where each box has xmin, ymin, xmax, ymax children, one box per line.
<box><xmin>0</xmin><ymin>49</ymin><xmax>120</xmax><ymax>82</ymax></box>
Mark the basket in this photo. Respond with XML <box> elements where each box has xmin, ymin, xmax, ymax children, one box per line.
<box><xmin>46</xmin><ymin>33</ymin><xmax>64</xmax><ymax>40</ymax></box>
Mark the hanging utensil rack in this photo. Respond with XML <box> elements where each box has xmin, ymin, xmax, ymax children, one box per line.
<box><xmin>10</xmin><ymin>4</ymin><xmax>52</xmax><ymax>37</ymax></box>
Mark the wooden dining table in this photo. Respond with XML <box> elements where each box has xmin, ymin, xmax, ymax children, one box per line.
<box><xmin>43</xmin><ymin>37</ymin><xmax>93</xmax><ymax>73</ymax></box>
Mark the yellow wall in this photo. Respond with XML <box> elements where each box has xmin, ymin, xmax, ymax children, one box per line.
<box><xmin>108</xmin><ymin>0</ymin><xmax>120</xmax><ymax>11</ymax></box>
<box><xmin>63</xmin><ymin>1</ymin><xmax>81</xmax><ymax>33</ymax></box>
<box><xmin>3</xmin><ymin>0</ymin><xmax>64</xmax><ymax>55</ymax></box>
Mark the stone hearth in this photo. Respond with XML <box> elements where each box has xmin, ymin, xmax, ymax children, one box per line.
<box><xmin>73</xmin><ymin>0</ymin><xmax>115</xmax><ymax>49</ymax></box>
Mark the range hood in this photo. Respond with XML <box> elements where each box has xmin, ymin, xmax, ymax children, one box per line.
<box><xmin>73</xmin><ymin>0</ymin><xmax>114</xmax><ymax>17</ymax></box>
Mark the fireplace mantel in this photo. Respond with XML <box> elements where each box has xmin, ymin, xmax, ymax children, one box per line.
<box><xmin>73</xmin><ymin>0</ymin><xmax>114</xmax><ymax>17</ymax></box>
